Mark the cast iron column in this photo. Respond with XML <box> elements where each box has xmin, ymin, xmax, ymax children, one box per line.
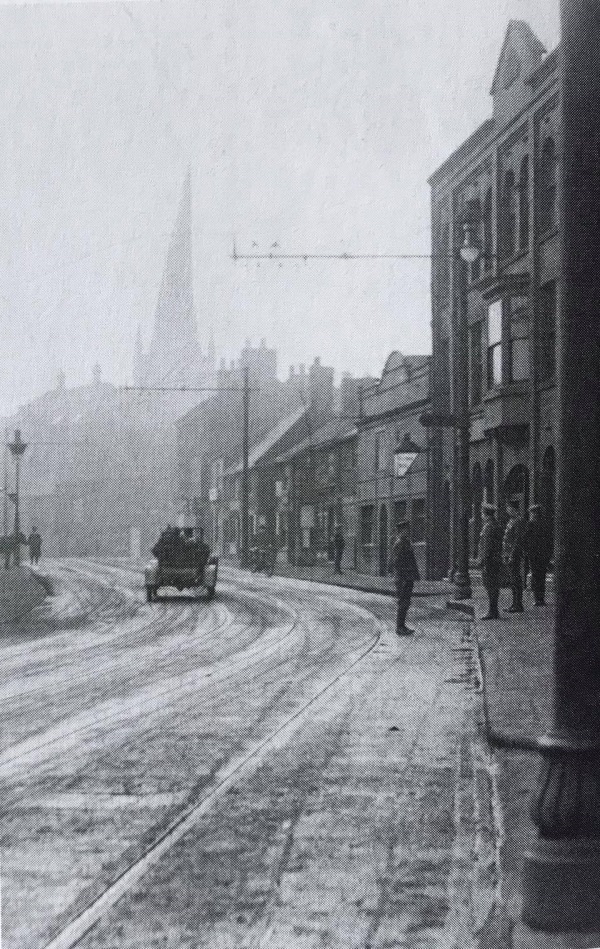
<box><xmin>522</xmin><ymin>0</ymin><xmax>600</xmax><ymax>930</ymax></box>
<box><xmin>453</xmin><ymin>252</ymin><xmax>472</xmax><ymax>599</ymax></box>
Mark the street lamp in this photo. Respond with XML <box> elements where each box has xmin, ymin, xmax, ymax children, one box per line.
<box><xmin>452</xmin><ymin>219</ymin><xmax>482</xmax><ymax>600</ymax></box>
<box><xmin>8</xmin><ymin>429</ymin><xmax>27</xmax><ymax>567</ymax></box>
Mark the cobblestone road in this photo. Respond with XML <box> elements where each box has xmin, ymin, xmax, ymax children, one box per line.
<box><xmin>0</xmin><ymin>561</ymin><xmax>502</xmax><ymax>949</ymax></box>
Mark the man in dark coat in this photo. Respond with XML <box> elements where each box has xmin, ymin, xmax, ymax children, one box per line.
<box><xmin>388</xmin><ymin>520</ymin><xmax>420</xmax><ymax>636</ymax></box>
<box><xmin>28</xmin><ymin>527</ymin><xmax>42</xmax><ymax>565</ymax></box>
<box><xmin>478</xmin><ymin>503</ymin><xmax>503</xmax><ymax>620</ymax></box>
<box><xmin>333</xmin><ymin>527</ymin><xmax>345</xmax><ymax>574</ymax></box>
<box><xmin>502</xmin><ymin>499</ymin><xmax>526</xmax><ymax>613</ymax></box>
<box><xmin>524</xmin><ymin>504</ymin><xmax>551</xmax><ymax>606</ymax></box>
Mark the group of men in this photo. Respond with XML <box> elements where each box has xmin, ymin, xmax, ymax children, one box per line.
<box><xmin>152</xmin><ymin>525</ymin><xmax>210</xmax><ymax>573</ymax></box>
<box><xmin>479</xmin><ymin>500</ymin><xmax>551</xmax><ymax>620</ymax></box>
<box><xmin>388</xmin><ymin>499</ymin><xmax>551</xmax><ymax>636</ymax></box>
<box><xmin>1</xmin><ymin>527</ymin><xmax>42</xmax><ymax>569</ymax></box>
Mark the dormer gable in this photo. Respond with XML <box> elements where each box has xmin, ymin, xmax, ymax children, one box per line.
<box><xmin>491</xmin><ymin>21</ymin><xmax>546</xmax><ymax>126</ymax></box>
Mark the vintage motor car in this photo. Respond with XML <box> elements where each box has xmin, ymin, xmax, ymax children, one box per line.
<box><xmin>145</xmin><ymin>528</ymin><xmax>218</xmax><ymax>602</ymax></box>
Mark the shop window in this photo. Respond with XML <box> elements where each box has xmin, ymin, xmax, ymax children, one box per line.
<box><xmin>539</xmin><ymin>137</ymin><xmax>557</xmax><ymax>233</ymax></box>
<box><xmin>519</xmin><ymin>156</ymin><xmax>530</xmax><ymax>250</ymax></box>
<box><xmin>469</xmin><ymin>321</ymin><xmax>483</xmax><ymax>406</ymax></box>
<box><xmin>539</xmin><ymin>280</ymin><xmax>557</xmax><ymax>380</ymax></box>
<box><xmin>394</xmin><ymin>499</ymin><xmax>407</xmax><ymax>526</ymax></box>
<box><xmin>411</xmin><ymin>499</ymin><xmax>426</xmax><ymax>543</ymax></box>
<box><xmin>487</xmin><ymin>299</ymin><xmax>503</xmax><ymax>388</ymax></box>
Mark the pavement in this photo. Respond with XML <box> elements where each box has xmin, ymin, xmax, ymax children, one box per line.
<box><xmin>0</xmin><ymin>562</ymin><xmax>48</xmax><ymax>624</ymax></box>
<box><xmin>227</xmin><ymin>555</ymin><xmax>454</xmax><ymax>599</ymax></box>
<box><xmin>465</xmin><ymin>581</ymin><xmax>600</xmax><ymax>949</ymax></box>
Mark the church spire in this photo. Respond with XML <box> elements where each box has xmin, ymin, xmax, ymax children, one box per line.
<box><xmin>146</xmin><ymin>167</ymin><xmax>199</xmax><ymax>385</ymax></box>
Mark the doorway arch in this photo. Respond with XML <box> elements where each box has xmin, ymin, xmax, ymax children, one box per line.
<box><xmin>379</xmin><ymin>504</ymin><xmax>389</xmax><ymax>577</ymax></box>
<box><xmin>503</xmin><ymin>464</ymin><xmax>530</xmax><ymax>516</ymax></box>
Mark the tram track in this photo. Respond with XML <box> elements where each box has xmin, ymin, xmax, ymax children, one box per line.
<box><xmin>3</xmin><ymin>560</ymin><xmax>414</xmax><ymax>949</ymax></box>
<box><xmin>41</xmin><ymin>603</ymin><xmax>388</xmax><ymax>949</ymax></box>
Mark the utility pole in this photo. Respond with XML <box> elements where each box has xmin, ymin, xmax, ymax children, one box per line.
<box><xmin>452</xmin><ymin>250</ymin><xmax>472</xmax><ymax>599</ymax></box>
<box><xmin>3</xmin><ymin>426</ymin><xmax>8</xmax><ymax>539</ymax></box>
<box><xmin>522</xmin><ymin>0</ymin><xmax>600</xmax><ymax>930</ymax></box>
<box><xmin>240</xmin><ymin>365</ymin><xmax>250</xmax><ymax>569</ymax></box>
<box><xmin>8</xmin><ymin>430</ymin><xmax>27</xmax><ymax>567</ymax></box>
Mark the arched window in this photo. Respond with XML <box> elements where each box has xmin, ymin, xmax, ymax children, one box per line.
<box><xmin>540</xmin><ymin>137</ymin><xmax>557</xmax><ymax>232</ymax></box>
<box><xmin>519</xmin><ymin>156</ymin><xmax>530</xmax><ymax>250</ymax></box>
<box><xmin>502</xmin><ymin>170</ymin><xmax>517</xmax><ymax>258</ymax></box>
<box><xmin>484</xmin><ymin>459</ymin><xmax>495</xmax><ymax>504</ymax></box>
<box><xmin>483</xmin><ymin>188</ymin><xmax>493</xmax><ymax>271</ymax></box>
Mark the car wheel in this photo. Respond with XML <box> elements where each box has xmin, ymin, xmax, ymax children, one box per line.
<box><xmin>146</xmin><ymin>585</ymin><xmax>154</xmax><ymax>603</ymax></box>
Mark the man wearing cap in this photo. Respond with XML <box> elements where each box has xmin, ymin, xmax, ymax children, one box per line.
<box><xmin>502</xmin><ymin>499</ymin><xmax>526</xmax><ymax>613</ymax></box>
<box><xmin>524</xmin><ymin>504</ymin><xmax>551</xmax><ymax>606</ymax></box>
<box><xmin>478</xmin><ymin>503</ymin><xmax>503</xmax><ymax>620</ymax></box>
<box><xmin>388</xmin><ymin>520</ymin><xmax>420</xmax><ymax>635</ymax></box>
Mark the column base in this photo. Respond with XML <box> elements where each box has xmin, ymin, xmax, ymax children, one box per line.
<box><xmin>453</xmin><ymin>574</ymin><xmax>472</xmax><ymax>600</ymax></box>
<box><xmin>522</xmin><ymin>838</ymin><xmax>600</xmax><ymax>931</ymax></box>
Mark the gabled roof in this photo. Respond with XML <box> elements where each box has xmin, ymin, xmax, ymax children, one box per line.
<box><xmin>275</xmin><ymin>416</ymin><xmax>357</xmax><ymax>465</ymax></box>
<box><xmin>225</xmin><ymin>404</ymin><xmax>306</xmax><ymax>475</ymax></box>
<box><xmin>490</xmin><ymin>20</ymin><xmax>546</xmax><ymax>95</ymax></box>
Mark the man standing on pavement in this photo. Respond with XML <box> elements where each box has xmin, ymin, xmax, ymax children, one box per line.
<box><xmin>333</xmin><ymin>526</ymin><xmax>345</xmax><ymax>574</ymax></box>
<box><xmin>524</xmin><ymin>504</ymin><xmax>551</xmax><ymax>606</ymax></box>
<box><xmin>28</xmin><ymin>527</ymin><xmax>42</xmax><ymax>565</ymax></box>
<box><xmin>388</xmin><ymin>520</ymin><xmax>420</xmax><ymax>636</ymax></box>
<box><xmin>478</xmin><ymin>503</ymin><xmax>503</xmax><ymax>620</ymax></box>
<box><xmin>502</xmin><ymin>499</ymin><xmax>526</xmax><ymax>613</ymax></box>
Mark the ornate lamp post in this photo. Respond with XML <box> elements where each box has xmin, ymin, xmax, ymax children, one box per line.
<box><xmin>8</xmin><ymin>429</ymin><xmax>27</xmax><ymax>567</ymax></box>
<box><xmin>422</xmin><ymin>220</ymin><xmax>481</xmax><ymax>596</ymax></box>
<box><xmin>522</xmin><ymin>0</ymin><xmax>600</xmax><ymax>930</ymax></box>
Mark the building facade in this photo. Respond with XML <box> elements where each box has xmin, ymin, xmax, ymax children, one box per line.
<box><xmin>356</xmin><ymin>353</ymin><xmax>431</xmax><ymax>580</ymax></box>
<box><xmin>274</xmin><ymin>417</ymin><xmax>359</xmax><ymax>569</ymax></box>
<box><xmin>429</xmin><ymin>20</ymin><xmax>559</xmax><ymax>576</ymax></box>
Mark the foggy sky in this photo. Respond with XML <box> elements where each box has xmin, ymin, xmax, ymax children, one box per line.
<box><xmin>0</xmin><ymin>0</ymin><xmax>560</xmax><ymax>415</ymax></box>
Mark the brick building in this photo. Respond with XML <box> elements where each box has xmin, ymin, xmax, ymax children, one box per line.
<box><xmin>429</xmin><ymin>20</ymin><xmax>559</xmax><ymax>576</ymax></box>
<box><xmin>356</xmin><ymin>353</ymin><xmax>430</xmax><ymax>580</ymax></box>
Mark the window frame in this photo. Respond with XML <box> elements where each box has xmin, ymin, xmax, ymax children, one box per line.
<box><xmin>487</xmin><ymin>299</ymin><xmax>503</xmax><ymax>389</ymax></box>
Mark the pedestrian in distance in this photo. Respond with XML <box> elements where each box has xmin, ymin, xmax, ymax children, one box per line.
<box><xmin>478</xmin><ymin>503</ymin><xmax>503</xmax><ymax>620</ymax></box>
<box><xmin>524</xmin><ymin>504</ymin><xmax>551</xmax><ymax>606</ymax></box>
<box><xmin>28</xmin><ymin>527</ymin><xmax>42</xmax><ymax>565</ymax></box>
<box><xmin>502</xmin><ymin>499</ymin><xmax>526</xmax><ymax>613</ymax></box>
<box><xmin>388</xmin><ymin>520</ymin><xmax>420</xmax><ymax>636</ymax></box>
<box><xmin>333</xmin><ymin>526</ymin><xmax>345</xmax><ymax>574</ymax></box>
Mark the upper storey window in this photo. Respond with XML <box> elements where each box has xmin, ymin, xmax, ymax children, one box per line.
<box><xmin>501</xmin><ymin>170</ymin><xmax>517</xmax><ymax>258</ymax></box>
<box><xmin>539</xmin><ymin>137</ymin><xmax>558</xmax><ymax>232</ymax></box>
<box><xmin>519</xmin><ymin>157</ymin><xmax>530</xmax><ymax>250</ymax></box>
<box><xmin>483</xmin><ymin>188</ymin><xmax>493</xmax><ymax>271</ymax></box>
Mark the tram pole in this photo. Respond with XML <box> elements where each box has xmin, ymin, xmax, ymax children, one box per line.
<box><xmin>522</xmin><ymin>0</ymin><xmax>600</xmax><ymax>930</ymax></box>
<box><xmin>240</xmin><ymin>365</ymin><xmax>250</xmax><ymax>569</ymax></box>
